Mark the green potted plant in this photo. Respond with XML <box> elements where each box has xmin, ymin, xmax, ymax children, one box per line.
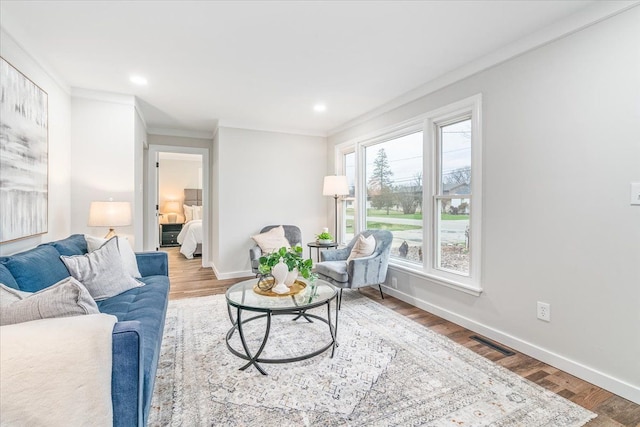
<box><xmin>316</xmin><ymin>231</ymin><xmax>333</xmax><ymax>245</ymax></box>
<box><xmin>258</xmin><ymin>245</ymin><xmax>313</xmax><ymax>280</ymax></box>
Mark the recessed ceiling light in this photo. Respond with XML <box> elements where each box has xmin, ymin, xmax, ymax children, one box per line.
<box><xmin>313</xmin><ymin>104</ymin><xmax>326</xmax><ymax>112</ymax></box>
<box><xmin>130</xmin><ymin>75</ymin><xmax>148</xmax><ymax>85</ymax></box>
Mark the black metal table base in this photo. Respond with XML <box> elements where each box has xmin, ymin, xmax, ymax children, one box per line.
<box><xmin>225</xmin><ymin>299</ymin><xmax>338</xmax><ymax>375</ymax></box>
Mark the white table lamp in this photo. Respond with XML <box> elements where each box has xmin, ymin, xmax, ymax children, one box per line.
<box><xmin>88</xmin><ymin>201</ymin><xmax>132</xmax><ymax>239</ymax></box>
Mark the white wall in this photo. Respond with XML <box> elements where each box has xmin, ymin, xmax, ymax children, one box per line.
<box><xmin>329</xmin><ymin>7</ymin><xmax>640</xmax><ymax>403</ymax></box>
<box><xmin>159</xmin><ymin>157</ymin><xmax>202</xmax><ymax>223</ymax></box>
<box><xmin>0</xmin><ymin>29</ymin><xmax>72</xmax><ymax>256</ymax></box>
<box><xmin>214</xmin><ymin>127</ymin><xmax>327</xmax><ymax>278</ymax></box>
<box><xmin>70</xmin><ymin>93</ymin><xmax>138</xmax><ymax>246</ymax></box>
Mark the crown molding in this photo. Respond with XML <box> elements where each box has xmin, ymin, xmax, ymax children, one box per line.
<box><xmin>328</xmin><ymin>0</ymin><xmax>640</xmax><ymax>137</ymax></box>
<box><xmin>217</xmin><ymin>119</ymin><xmax>327</xmax><ymax>138</ymax></box>
<box><xmin>147</xmin><ymin>127</ymin><xmax>214</xmax><ymax>140</ymax></box>
<box><xmin>0</xmin><ymin>27</ymin><xmax>71</xmax><ymax>95</ymax></box>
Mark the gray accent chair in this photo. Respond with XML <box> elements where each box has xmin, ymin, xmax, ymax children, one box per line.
<box><xmin>249</xmin><ymin>225</ymin><xmax>303</xmax><ymax>275</ymax></box>
<box><xmin>315</xmin><ymin>230</ymin><xmax>393</xmax><ymax>308</ymax></box>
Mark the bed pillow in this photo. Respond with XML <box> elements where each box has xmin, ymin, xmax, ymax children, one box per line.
<box><xmin>183</xmin><ymin>205</ymin><xmax>194</xmax><ymax>222</ymax></box>
<box><xmin>192</xmin><ymin>205</ymin><xmax>203</xmax><ymax>220</ymax></box>
<box><xmin>0</xmin><ymin>278</ymin><xmax>99</xmax><ymax>326</ymax></box>
<box><xmin>347</xmin><ymin>234</ymin><xmax>376</xmax><ymax>263</ymax></box>
<box><xmin>251</xmin><ymin>226</ymin><xmax>291</xmax><ymax>254</ymax></box>
<box><xmin>85</xmin><ymin>235</ymin><xmax>141</xmax><ymax>278</ymax></box>
<box><xmin>61</xmin><ymin>237</ymin><xmax>144</xmax><ymax>301</ymax></box>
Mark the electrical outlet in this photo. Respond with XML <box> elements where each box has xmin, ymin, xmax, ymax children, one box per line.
<box><xmin>391</xmin><ymin>277</ymin><xmax>398</xmax><ymax>289</ymax></box>
<box><xmin>537</xmin><ymin>302</ymin><xmax>551</xmax><ymax>322</ymax></box>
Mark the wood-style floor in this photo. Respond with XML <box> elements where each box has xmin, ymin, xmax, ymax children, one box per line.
<box><xmin>163</xmin><ymin>247</ymin><xmax>639</xmax><ymax>427</ymax></box>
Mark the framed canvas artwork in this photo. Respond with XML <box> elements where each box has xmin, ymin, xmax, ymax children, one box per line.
<box><xmin>0</xmin><ymin>57</ymin><xmax>48</xmax><ymax>243</ymax></box>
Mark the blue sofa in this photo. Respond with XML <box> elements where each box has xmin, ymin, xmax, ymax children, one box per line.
<box><xmin>0</xmin><ymin>234</ymin><xmax>169</xmax><ymax>426</ymax></box>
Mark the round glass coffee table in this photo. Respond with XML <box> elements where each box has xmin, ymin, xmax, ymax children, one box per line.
<box><xmin>225</xmin><ymin>277</ymin><xmax>338</xmax><ymax>375</ymax></box>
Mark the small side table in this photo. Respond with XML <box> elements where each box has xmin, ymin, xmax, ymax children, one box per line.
<box><xmin>307</xmin><ymin>241</ymin><xmax>338</xmax><ymax>262</ymax></box>
<box><xmin>160</xmin><ymin>223</ymin><xmax>183</xmax><ymax>247</ymax></box>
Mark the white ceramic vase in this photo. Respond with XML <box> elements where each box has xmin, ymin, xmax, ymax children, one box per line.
<box><xmin>271</xmin><ymin>258</ymin><xmax>289</xmax><ymax>294</ymax></box>
<box><xmin>284</xmin><ymin>268</ymin><xmax>298</xmax><ymax>287</ymax></box>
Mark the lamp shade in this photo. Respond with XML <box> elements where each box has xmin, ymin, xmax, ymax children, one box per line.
<box><xmin>322</xmin><ymin>175</ymin><xmax>349</xmax><ymax>196</ymax></box>
<box><xmin>88</xmin><ymin>201</ymin><xmax>132</xmax><ymax>227</ymax></box>
<box><xmin>162</xmin><ymin>200</ymin><xmax>181</xmax><ymax>214</ymax></box>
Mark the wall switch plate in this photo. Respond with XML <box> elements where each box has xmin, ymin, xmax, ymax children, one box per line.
<box><xmin>537</xmin><ymin>302</ymin><xmax>551</xmax><ymax>322</ymax></box>
<box><xmin>631</xmin><ymin>183</ymin><xmax>640</xmax><ymax>205</ymax></box>
<box><xmin>391</xmin><ymin>277</ymin><xmax>398</xmax><ymax>289</ymax></box>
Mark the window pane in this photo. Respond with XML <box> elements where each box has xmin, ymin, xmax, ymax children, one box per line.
<box><xmin>437</xmin><ymin>197</ymin><xmax>470</xmax><ymax>275</ymax></box>
<box><xmin>365</xmin><ymin>132</ymin><xmax>423</xmax><ymax>264</ymax></box>
<box><xmin>344</xmin><ymin>152</ymin><xmax>356</xmax><ymax>243</ymax></box>
<box><xmin>440</xmin><ymin>119</ymin><xmax>471</xmax><ymax>195</ymax></box>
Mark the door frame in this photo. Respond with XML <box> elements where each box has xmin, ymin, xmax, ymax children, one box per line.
<box><xmin>146</xmin><ymin>144</ymin><xmax>210</xmax><ymax>267</ymax></box>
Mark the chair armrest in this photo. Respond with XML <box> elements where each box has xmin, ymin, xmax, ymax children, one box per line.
<box><xmin>249</xmin><ymin>245</ymin><xmax>262</xmax><ymax>261</ymax></box>
<box><xmin>320</xmin><ymin>247</ymin><xmax>350</xmax><ymax>262</ymax></box>
<box><xmin>347</xmin><ymin>253</ymin><xmax>385</xmax><ymax>287</ymax></box>
<box><xmin>112</xmin><ymin>321</ymin><xmax>144</xmax><ymax>427</ymax></box>
<box><xmin>135</xmin><ymin>252</ymin><xmax>168</xmax><ymax>277</ymax></box>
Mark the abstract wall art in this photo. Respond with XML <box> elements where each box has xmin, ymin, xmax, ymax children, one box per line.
<box><xmin>0</xmin><ymin>57</ymin><xmax>48</xmax><ymax>243</ymax></box>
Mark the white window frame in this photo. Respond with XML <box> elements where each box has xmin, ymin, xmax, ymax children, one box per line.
<box><xmin>338</xmin><ymin>147</ymin><xmax>357</xmax><ymax>245</ymax></box>
<box><xmin>424</xmin><ymin>95</ymin><xmax>482</xmax><ymax>294</ymax></box>
<box><xmin>334</xmin><ymin>94</ymin><xmax>482</xmax><ymax>296</ymax></box>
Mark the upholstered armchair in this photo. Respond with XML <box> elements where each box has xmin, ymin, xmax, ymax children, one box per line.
<box><xmin>249</xmin><ymin>225</ymin><xmax>302</xmax><ymax>275</ymax></box>
<box><xmin>315</xmin><ymin>230</ymin><xmax>392</xmax><ymax>308</ymax></box>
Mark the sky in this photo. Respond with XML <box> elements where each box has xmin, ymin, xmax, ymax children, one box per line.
<box><xmin>344</xmin><ymin>118</ymin><xmax>471</xmax><ymax>190</ymax></box>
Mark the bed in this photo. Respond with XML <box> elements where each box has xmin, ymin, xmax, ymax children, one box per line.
<box><xmin>177</xmin><ymin>188</ymin><xmax>203</xmax><ymax>259</ymax></box>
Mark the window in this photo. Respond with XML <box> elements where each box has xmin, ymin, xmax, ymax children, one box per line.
<box><xmin>342</xmin><ymin>151</ymin><xmax>356</xmax><ymax>244</ymax></box>
<box><xmin>336</xmin><ymin>95</ymin><xmax>482</xmax><ymax>294</ymax></box>
<box><xmin>364</xmin><ymin>131</ymin><xmax>423</xmax><ymax>264</ymax></box>
<box><xmin>436</xmin><ymin>118</ymin><xmax>471</xmax><ymax>275</ymax></box>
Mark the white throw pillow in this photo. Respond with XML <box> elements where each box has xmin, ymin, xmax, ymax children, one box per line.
<box><xmin>0</xmin><ymin>278</ymin><xmax>100</xmax><ymax>326</ymax></box>
<box><xmin>61</xmin><ymin>237</ymin><xmax>144</xmax><ymax>301</ymax></box>
<box><xmin>347</xmin><ymin>234</ymin><xmax>377</xmax><ymax>263</ymax></box>
<box><xmin>0</xmin><ymin>283</ymin><xmax>31</xmax><ymax>307</ymax></box>
<box><xmin>85</xmin><ymin>235</ymin><xmax>141</xmax><ymax>279</ymax></box>
<box><xmin>251</xmin><ymin>226</ymin><xmax>291</xmax><ymax>254</ymax></box>
<box><xmin>183</xmin><ymin>204</ymin><xmax>194</xmax><ymax>222</ymax></box>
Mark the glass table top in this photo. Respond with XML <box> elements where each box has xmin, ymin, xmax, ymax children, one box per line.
<box><xmin>226</xmin><ymin>277</ymin><xmax>337</xmax><ymax>312</ymax></box>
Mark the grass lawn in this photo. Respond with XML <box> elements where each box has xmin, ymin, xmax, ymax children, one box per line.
<box><xmin>347</xmin><ymin>208</ymin><xmax>469</xmax><ymax>221</ymax></box>
<box><xmin>346</xmin><ymin>219</ymin><xmax>420</xmax><ymax>232</ymax></box>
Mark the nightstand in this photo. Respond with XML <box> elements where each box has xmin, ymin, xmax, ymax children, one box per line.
<box><xmin>160</xmin><ymin>223</ymin><xmax>183</xmax><ymax>247</ymax></box>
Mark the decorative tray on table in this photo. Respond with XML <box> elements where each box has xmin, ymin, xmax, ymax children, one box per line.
<box><xmin>253</xmin><ymin>278</ymin><xmax>307</xmax><ymax>297</ymax></box>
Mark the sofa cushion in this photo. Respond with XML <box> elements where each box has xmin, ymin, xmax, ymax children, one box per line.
<box><xmin>61</xmin><ymin>237</ymin><xmax>144</xmax><ymax>301</ymax></box>
<box><xmin>40</xmin><ymin>234</ymin><xmax>87</xmax><ymax>256</ymax></box>
<box><xmin>315</xmin><ymin>260</ymin><xmax>349</xmax><ymax>283</ymax></box>
<box><xmin>0</xmin><ymin>277</ymin><xmax>99</xmax><ymax>326</ymax></box>
<box><xmin>0</xmin><ymin>264</ymin><xmax>19</xmax><ymax>289</ymax></box>
<box><xmin>1</xmin><ymin>245</ymin><xmax>70</xmax><ymax>292</ymax></box>
<box><xmin>97</xmin><ymin>274</ymin><xmax>169</xmax><ymax>425</ymax></box>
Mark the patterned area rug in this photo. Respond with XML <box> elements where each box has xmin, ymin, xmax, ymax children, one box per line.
<box><xmin>149</xmin><ymin>291</ymin><xmax>596</xmax><ymax>426</ymax></box>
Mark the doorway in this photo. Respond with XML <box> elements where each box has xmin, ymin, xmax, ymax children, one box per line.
<box><xmin>146</xmin><ymin>145</ymin><xmax>210</xmax><ymax>268</ymax></box>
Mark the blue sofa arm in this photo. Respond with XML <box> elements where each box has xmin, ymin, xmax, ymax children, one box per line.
<box><xmin>112</xmin><ymin>321</ymin><xmax>144</xmax><ymax>427</ymax></box>
<box><xmin>136</xmin><ymin>252</ymin><xmax>168</xmax><ymax>277</ymax></box>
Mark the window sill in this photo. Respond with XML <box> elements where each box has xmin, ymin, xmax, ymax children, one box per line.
<box><xmin>388</xmin><ymin>261</ymin><xmax>483</xmax><ymax>297</ymax></box>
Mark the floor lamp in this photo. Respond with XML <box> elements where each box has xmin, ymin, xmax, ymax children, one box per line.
<box><xmin>323</xmin><ymin>175</ymin><xmax>349</xmax><ymax>240</ymax></box>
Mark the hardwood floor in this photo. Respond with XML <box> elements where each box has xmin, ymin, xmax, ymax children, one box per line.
<box><xmin>163</xmin><ymin>247</ymin><xmax>639</xmax><ymax>426</ymax></box>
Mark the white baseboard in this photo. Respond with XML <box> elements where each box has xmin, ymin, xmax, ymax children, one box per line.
<box><xmin>380</xmin><ymin>285</ymin><xmax>640</xmax><ymax>404</ymax></box>
<box><xmin>210</xmin><ymin>262</ymin><xmax>253</xmax><ymax>280</ymax></box>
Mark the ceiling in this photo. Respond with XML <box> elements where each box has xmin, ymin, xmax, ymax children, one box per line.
<box><xmin>0</xmin><ymin>0</ymin><xmax>621</xmax><ymax>137</ymax></box>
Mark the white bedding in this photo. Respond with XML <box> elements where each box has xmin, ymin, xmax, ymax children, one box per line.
<box><xmin>177</xmin><ymin>219</ymin><xmax>202</xmax><ymax>259</ymax></box>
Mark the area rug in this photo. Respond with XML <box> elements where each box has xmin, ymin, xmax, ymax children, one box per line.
<box><xmin>149</xmin><ymin>291</ymin><xmax>596</xmax><ymax>426</ymax></box>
